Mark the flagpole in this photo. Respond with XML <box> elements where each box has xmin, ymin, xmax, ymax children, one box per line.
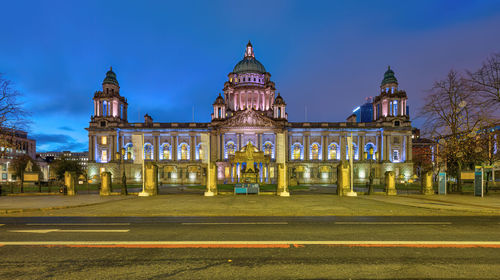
<box><xmin>138</xmin><ymin>133</ymin><xmax>149</xmax><ymax>196</ymax></box>
<box><xmin>346</xmin><ymin>132</ymin><xmax>357</xmax><ymax>197</ymax></box>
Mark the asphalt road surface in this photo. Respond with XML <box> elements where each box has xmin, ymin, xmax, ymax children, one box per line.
<box><xmin>0</xmin><ymin>216</ymin><xmax>499</xmax><ymax>279</ymax></box>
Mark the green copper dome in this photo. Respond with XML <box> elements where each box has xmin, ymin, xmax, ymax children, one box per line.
<box><xmin>233</xmin><ymin>41</ymin><xmax>267</xmax><ymax>74</ymax></box>
<box><xmin>103</xmin><ymin>67</ymin><xmax>119</xmax><ymax>86</ymax></box>
<box><xmin>381</xmin><ymin>66</ymin><xmax>398</xmax><ymax>86</ymax></box>
<box><xmin>233</xmin><ymin>57</ymin><xmax>266</xmax><ymax>74</ymax></box>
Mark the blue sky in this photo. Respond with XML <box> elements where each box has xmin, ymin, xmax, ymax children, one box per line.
<box><xmin>1</xmin><ymin>0</ymin><xmax>499</xmax><ymax>152</ymax></box>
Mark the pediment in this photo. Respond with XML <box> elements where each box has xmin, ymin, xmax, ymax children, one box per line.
<box><xmin>220</xmin><ymin>108</ymin><xmax>276</xmax><ymax>128</ymax></box>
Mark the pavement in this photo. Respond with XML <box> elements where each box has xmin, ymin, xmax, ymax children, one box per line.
<box><xmin>1</xmin><ymin>187</ymin><xmax>499</xmax><ymax>216</ymax></box>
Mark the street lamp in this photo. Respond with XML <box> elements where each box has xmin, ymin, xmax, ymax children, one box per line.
<box><xmin>120</xmin><ymin>148</ymin><xmax>127</xmax><ymax>195</ymax></box>
<box><xmin>368</xmin><ymin>147</ymin><xmax>374</xmax><ymax>195</ymax></box>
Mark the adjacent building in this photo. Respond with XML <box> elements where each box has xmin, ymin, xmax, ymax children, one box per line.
<box><xmin>0</xmin><ymin>129</ymin><xmax>36</xmax><ymax>182</ymax></box>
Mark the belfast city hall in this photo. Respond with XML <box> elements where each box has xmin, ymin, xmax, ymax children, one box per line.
<box><xmin>86</xmin><ymin>42</ymin><xmax>413</xmax><ymax>194</ymax></box>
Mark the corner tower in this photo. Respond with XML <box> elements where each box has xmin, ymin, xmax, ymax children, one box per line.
<box><xmin>91</xmin><ymin>67</ymin><xmax>128</xmax><ymax>128</ymax></box>
<box><xmin>372</xmin><ymin>66</ymin><xmax>409</xmax><ymax>126</ymax></box>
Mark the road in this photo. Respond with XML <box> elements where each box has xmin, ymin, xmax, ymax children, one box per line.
<box><xmin>0</xmin><ymin>216</ymin><xmax>499</xmax><ymax>279</ymax></box>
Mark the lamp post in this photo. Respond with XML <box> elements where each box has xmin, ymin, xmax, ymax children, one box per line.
<box><xmin>368</xmin><ymin>147</ymin><xmax>374</xmax><ymax>195</ymax></box>
<box><xmin>120</xmin><ymin>148</ymin><xmax>127</xmax><ymax>195</ymax></box>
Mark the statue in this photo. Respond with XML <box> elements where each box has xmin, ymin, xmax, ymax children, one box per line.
<box><xmin>232</xmin><ymin>142</ymin><xmax>270</xmax><ymax>183</ymax></box>
<box><xmin>25</xmin><ymin>160</ymin><xmax>33</xmax><ymax>172</ymax></box>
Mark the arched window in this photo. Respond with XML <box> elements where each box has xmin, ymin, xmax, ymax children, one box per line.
<box><xmin>328</xmin><ymin>143</ymin><xmax>339</xmax><ymax>160</ymax></box>
<box><xmin>124</xmin><ymin>143</ymin><xmax>134</xmax><ymax>160</ymax></box>
<box><xmin>160</xmin><ymin>143</ymin><xmax>171</xmax><ymax>160</ymax></box>
<box><xmin>178</xmin><ymin>143</ymin><xmax>190</xmax><ymax>160</ymax></box>
<box><xmin>310</xmin><ymin>142</ymin><xmax>321</xmax><ymax>160</ymax></box>
<box><xmin>263</xmin><ymin>141</ymin><xmax>274</xmax><ymax>159</ymax></box>
<box><xmin>346</xmin><ymin>143</ymin><xmax>359</xmax><ymax>160</ymax></box>
<box><xmin>144</xmin><ymin>143</ymin><xmax>153</xmax><ymax>160</ymax></box>
<box><xmin>291</xmin><ymin>143</ymin><xmax>303</xmax><ymax>160</ymax></box>
<box><xmin>196</xmin><ymin>143</ymin><xmax>203</xmax><ymax>161</ymax></box>
<box><xmin>225</xmin><ymin>141</ymin><xmax>236</xmax><ymax>159</ymax></box>
<box><xmin>103</xmin><ymin>101</ymin><xmax>107</xmax><ymax>116</ymax></box>
<box><xmin>364</xmin><ymin>143</ymin><xmax>377</xmax><ymax>160</ymax></box>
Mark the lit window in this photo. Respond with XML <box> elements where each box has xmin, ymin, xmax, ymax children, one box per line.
<box><xmin>365</xmin><ymin>143</ymin><xmax>376</xmax><ymax>160</ymax></box>
<box><xmin>196</xmin><ymin>144</ymin><xmax>204</xmax><ymax>161</ymax></box>
<box><xmin>101</xmin><ymin>150</ymin><xmax>107</xmax><ymax>162</ymax></box>
<box><xmin>124</xmin><ymin>143</ymin><xmax>134</xmax><ymax>160</ymax></box>
<box><xmin>179</xmin><ymin>143</ymin><xmax>189</xmax><ymax>160</ymax></box>
<box><xmin>264</xmin><ymin>142</ymin><xmax>274</xmax><ymax>159</ymax></box>
<box><xmin>144</xmin><ymin>143</ymin><xmax>153</xmax><ymax>160</ymax></box>
<box><xmin>328</xmin><ymin>143</ymin><xmax>338</xmax><ymax>160</ymax></box>
<box><xmin>225</xmin><ymin>141</ymin><xmax>236</xmax><ymax>159</ymax></box>
<box><xmin>292</xmin><ymin>143</ymin><xmax>303</xmax><ymax>160</ymax></box>
<box><xmin>310</xmin><ymin>143</ymin><xmax>320</xmax><ymax>160</ymax></box>
<box><xmin>101</xmin><ymin>136</ymin><xmax>107</xmax><ymax>145</ymax></box>
<box><xmin>393</xmin><ymin>150</ymin><xmax>399</xmax><ymax>162</ymax></box>
<box><xmin>160</xmin><ymin>143</ymin><xmax>171</xmax><ymax>160</ymax></box>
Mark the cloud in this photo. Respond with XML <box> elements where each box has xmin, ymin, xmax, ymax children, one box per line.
<box><xmin>58</xmin><ymin>126</ymin><xmax>74</xmax><ymax>131</ymax></box>
<box><xmin>32</xmin><ymin>133</ymin><xmax>87</xmax><ymax>152</ymax></box>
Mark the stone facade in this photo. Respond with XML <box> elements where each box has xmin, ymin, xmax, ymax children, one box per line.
<box><xmin>87</xmin><ymin>42</ymin><xmax>413</xmax><ymax>186</ymax></box>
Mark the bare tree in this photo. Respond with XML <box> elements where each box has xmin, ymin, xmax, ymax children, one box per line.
<box><xmin>467</xmin><ymin>53</ymin><xmax>500</xmax><ymax>109</ymax></box>
<box><xmin>419</xmin><ymin>70</ymin><xmax>490</xmax><ymax>192</ymax></box>
<box><xmin>0</xmin><ymin>74</ymin><xmax>28</xmax><ymax>157</ymax></box>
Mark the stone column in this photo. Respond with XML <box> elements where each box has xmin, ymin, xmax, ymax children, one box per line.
<box><xmin>154</xmin><ymin>135</ymin><xmax>159</xmax><ymax>162</ymax></box>
<box><xmin>322</xmin><ymin>135</ymin><xmax>328</xmax><ymax>161</ymax></box>
<box><xmin>258</xmin><ymin>134</ymin><xmax>263</xmax><ymax>150</ymax></box>
<box><xmin>385</xmin><ymin>171</ymin><xmax>396</xmax><ymax>195</ymax></box>
<box><xmin>172</xmin><ymin>135</ymin><xmax>178</xmax><ymax>161</ymax></box>
<box><xmin>89</xmin><ymin>136</ymin><xmax>94</xmax><ymax>161</ymax></box>
<box><xmin>100</xmin><ymin>171</ymin><xmax>112</xmax><ymax>196</ymax></box>
<box><xmin>422</xmin><ymin>171</ymin><xmax>434</xmax><ymax>195</ymax></box>
<box><xmin>340</xmin><ymin>134</ymin><xmax>347</xmax><ymax>161</ymax></box>
<box><xmin>304</xmin><ymin>135</ymin><xmax>310</xmax><ymax>160</ymax></box>
<box><xmin>359</xmin><ymin>134</ymin><xmax>365</xmax><ymax>160</ymax></box>
<box><xmin>64</xmin><ymin>171</ymin><xmax>76</xmax><ymax>196</ymax></box>
<box><xmin>111</xmin><ymin>135</ymin><xmax>116</xmax><ymax>158</ymax></box>
<box><xmin>406</xmin><ymin>135</ymin><xmax>412</xmax><ymax>161</ymax></box>
<box><xmin>190</xmin><ymin>135</ymin><xmax>195</xmax><ymax>161</ymax></box>
<box><xmin>384</xmin><ymin>134</ymin><xmax>389</xmax><ymax>162</ymax></box>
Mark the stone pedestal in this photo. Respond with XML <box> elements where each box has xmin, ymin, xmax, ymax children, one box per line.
<box><xmin>336</xmin><ymin>161</ymin><xmax>350</xmax><ymax>196</ymax></box>
<box><xmin>205</xmin><ymin>162</ymin><xmax>217</xmax><ymax>196</ymax></box>
<box><xmin>277</xmin><ymin>163</ymin><xmax>290</xmax><ymax>197</ymax></box>
<box><xmin>144</xmin><ymin>162</ymin><xmax>158</xmax><ymax>196</ymax></box>
<box><xmin>422</xmin><ymin>171</ymin><xmax>434</xmax><ymax>195</ymax></box>
<box><xmin>100</xmin><ymin>172</ymin><xmax>112</xmax><ymax>196</ymax></box>
<box><xmin>385</xmin><ymin>171</ymin><xmax>397</xmax><ymax>195</ymax></box>
<box><xmin>64</xmin><ymin>171</ymin><xmax>76</xmax><ymax>196</ymax></box>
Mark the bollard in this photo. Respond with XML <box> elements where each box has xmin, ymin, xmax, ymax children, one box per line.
<box><xmin>385</xmin><ymin>171</ymin><xmax>397</xmax><ymax>195</ymax></box>
<box><xmin>422</xmin><ymin>171</ymin><xmax>434</xmax><ymax>195</ymax></box>
<box><xmin>336</xmin><ymin>161</ymin><xmax>350</xmax><ymax>196</ymax></box>
<box><xmin>100</xmin><ymin>172</ymin><xmax>112</xmax><ymax>196</ymax></box>
<box><xmin>64</xmin><ymin>171</ymin><xmax>76</xmax><ymax>196</ymax></box>
<box><xmin>144</xmin><ymin>162</ymin><xmax>158</xmax><ymax>196</ymax></box>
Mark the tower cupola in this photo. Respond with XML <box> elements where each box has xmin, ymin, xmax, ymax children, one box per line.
<box><xmin>380</xmin><ymin>66</ymin><xmax>399</xmax><ymax>93</ymax></box>
<box><xmin>212</xmin><ymin>93</ymin><xmax>226</xmax><ymax>120</ymax></box>
<box><xmin>91</xmin><ymin>67</ymin><xmax>128</xmax><ymax>127</ymax></box>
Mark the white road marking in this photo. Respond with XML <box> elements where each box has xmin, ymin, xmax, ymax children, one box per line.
<box><xmin>0</xmin><ymin>240</ymin><xmax>499</xmax><ymax>246</ymax></box>
<box><xmin>181</xmin><ymin>222</ymin><xmax>288</xmax><ymax>225</ymax></box>
<box><xmin>334</xmin><ymin>222</ymin><xmax>452</xmax><ymax>225</ymax></box>
<box><xmin>26</xmin><ymin>223</ymin><xmax>131</xmax><ymax>226</ymax></box>
<box><xmin>9</xmin><ymin>229</ymin><xmax>130</xmax><ymax>233</ymax></box>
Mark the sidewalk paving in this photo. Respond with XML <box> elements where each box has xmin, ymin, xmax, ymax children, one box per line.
<box><xmin>1</xmin><ymin>192</ymin><xmax>499</xmax><ymax>216</ymax></box>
